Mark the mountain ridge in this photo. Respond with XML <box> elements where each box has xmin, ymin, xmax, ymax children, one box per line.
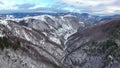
<box><xmin>0</xmin><ymin>13</ymin><xmax>120</xmax><ymax>68</ymax></box>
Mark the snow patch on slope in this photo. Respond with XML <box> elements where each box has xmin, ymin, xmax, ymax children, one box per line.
<box><xmin>49</xmin><ymin>37</ymin><xmax>61</xmax><ymax>44</ymax></box>
<box><xmin>0</xmin><ymin>20</ymin><xmax>8</xmax><ymax>26</ymax></box>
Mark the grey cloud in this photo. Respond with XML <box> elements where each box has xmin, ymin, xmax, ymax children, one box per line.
<box><xmin>0</xmin><ymin>0</ymin><xmax>120</xmax><ymax>15</ymax></box>
<box><xmin>15</xmin><ymin>3</ymin><xmax>35</xmax><ymax>9</ymax></box>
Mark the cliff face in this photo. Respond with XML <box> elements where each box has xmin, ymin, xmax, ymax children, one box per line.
<box><xmin>62</xmin><ymin>18</ymin><xmax>120</xmax><ymax>68</ymax></box>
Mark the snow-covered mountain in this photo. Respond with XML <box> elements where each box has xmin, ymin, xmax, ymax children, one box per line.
<box><xmin>0</xmin><ymin>13</ymin><xmax>85</xmax><ymax>68</ymax></box>
<box><xmin>0</xmin><ymin>19</ymin><xmax>65</xmax><ymax>68</ymax></box>
<box><xmin>62</xmin><ymin>18</ymin><xmax>120</xmax><ymax>68</ymax></box>
<box><xmin>0</xmin><ymin>13</ymin><xmax>120</xmax><ymax>68</ymax></box>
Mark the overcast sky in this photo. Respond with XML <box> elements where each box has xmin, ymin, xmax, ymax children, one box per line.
<box><xmin>0</xmin><ymin>0</ymin><xmax>120</xmax><ymax>15</ymax></box>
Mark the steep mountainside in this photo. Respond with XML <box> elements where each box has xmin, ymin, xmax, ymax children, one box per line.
<box><xmin>0</xmin><ymin>14</ymin><xmax>85</xmax><ymax>68</ymax></box>
<box><xmin>0</xmin><ymin>20</ymin><xmax>65</xmax><ymax>68</ymax></box>
<box><xmin>63</xmin><ymin>18</ymin><xmax>120</xmax><ymax>68</ymax></box>
<box><xmin>0</xmin><ymin>14</ymin><xmax>120</xmax><ymax>68</ymax></box>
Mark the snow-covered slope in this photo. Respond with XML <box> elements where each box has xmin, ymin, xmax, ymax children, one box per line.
<box><xmin>0</xmin><ymin>19</ymin><xmax>64</xmax><ymax>68</ymax></box>
<box><xmin>62</xmin><ymin>18</ymin><xmax>120</xmax><ymax>68</ymax></box>
<box><xmin>0</xmin><ymin>14</ymin><xmax>86</xmax><ymax>68</ymax></box>
<box><xmin>0</xmin><ymin>13</ymin><xmax>119</xmax><ymax>68</ymax></box>
<box><xmin>15</xmin><ymin>15</ymin><xmax>85</xmax><ymax>44</ymax></box>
